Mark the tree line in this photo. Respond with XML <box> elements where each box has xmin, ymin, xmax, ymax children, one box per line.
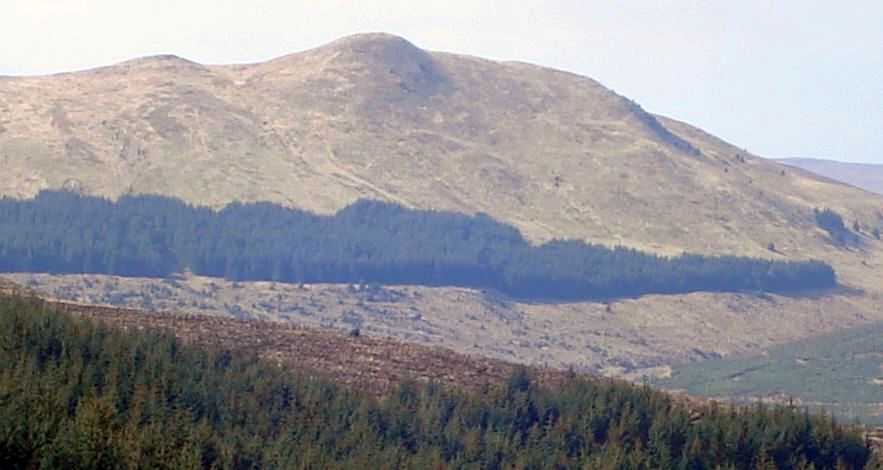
<box><xmin>0</xmin><ymin>294</ymin><xmax>874</xmax><ymax>469</ymax></box>
<box><xmin>0</xmin><ymin>191</ymin><xmax>837</xmax><ymax>301</ymax></box>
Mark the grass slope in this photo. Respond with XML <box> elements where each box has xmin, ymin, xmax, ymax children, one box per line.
<box><xmin>659</xmin><ymin>322</ymin><xmax>883</xmax><ymax>424</ymax></box>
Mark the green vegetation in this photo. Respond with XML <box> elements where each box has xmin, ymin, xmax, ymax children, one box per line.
<box><xmin>0</xmin><ymin>294</ymin><xmax>876</xmax><ymax>469</ymax></box>
<box><xmin>659</xmin><ymin>321</ymin><xmax>883</xmax><ymax>425</ymax></box>
<box><xmin>0</xmin><ymin>191</ymin><xmax>836</xmax><ymax>302</ymax></box>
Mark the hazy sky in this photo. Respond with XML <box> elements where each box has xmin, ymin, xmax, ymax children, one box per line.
<box><xmin>2</xmin><ymin>1</ymin><xmax>881</xmax><ymax>163</ymax></box>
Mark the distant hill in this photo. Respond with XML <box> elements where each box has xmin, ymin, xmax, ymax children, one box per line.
<box><xmin>778</xmin><ymin>158</ymin><xmax>883</xmax><ymax>195</ymax></box>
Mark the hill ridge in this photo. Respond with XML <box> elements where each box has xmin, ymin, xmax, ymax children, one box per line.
<box><xmin>779</xmin><ymin>157</ymin><xmax>883</xmax><ymax>195</ymax></box>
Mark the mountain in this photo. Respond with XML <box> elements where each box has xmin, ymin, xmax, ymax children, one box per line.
<box><xmin>2</xmin><ymin>33</ymin><xmax>883</xmax><ymax>382</ymax></box>
<box><xmin>2</xmin><ymin>33</ymin><xmax>881</xmax><ymax>258</ymax></box>
<box><xmin>779</xmin><ymin>158</ymin><xmax>883</xmax><ymax>195</ymax></box>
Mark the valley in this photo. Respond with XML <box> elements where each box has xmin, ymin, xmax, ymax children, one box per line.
<box><xmin>660</xmin><ymin>320</ymin><xmax>883</xmax><ymax>425</ymax></box>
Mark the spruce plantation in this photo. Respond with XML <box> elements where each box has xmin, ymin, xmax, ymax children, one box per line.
<box><xmin>0</xmin><ymin>294</ymin><xmax>874</xmax><ymax>468</ymax></box>
<box><xmin>0</xmin><ymin>191</ymin><xmax>836</xmax><ymax>302</ymax></box>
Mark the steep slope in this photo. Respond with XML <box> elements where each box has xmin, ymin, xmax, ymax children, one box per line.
<box><xmin>779</xmin><ymin>158</ymin><xmax>883</xmax><ymax>195</ymax></box>
<box><xmin>2</xmin><ymin>33</ymin><xmax>883</xmax><ymax>379</ymax></box>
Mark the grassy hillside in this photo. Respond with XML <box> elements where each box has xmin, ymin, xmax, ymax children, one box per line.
<box><xmin>0</xmin><ymin>293</ymin><xmax>875</xmax><ymax>468</ymax></box>
<box><xmin>659</xmin><ymin>322</ymin><xmax>883</xmax><ymax>425</ymax></box>
<box><xmin>2</xmin><ymin>33</ymin><xmax>882</xmax><ymax>266</ymax></box>
<box><xmin>2</xmin><ymin>34</ymin><xmax>882</xmax><ymax>285</ymax></box>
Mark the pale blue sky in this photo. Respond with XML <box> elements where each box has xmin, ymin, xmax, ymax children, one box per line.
<box><xmin>2</xmin><ymin>0</ymin><xmax>881</xmax><ymax>163</ymax></box>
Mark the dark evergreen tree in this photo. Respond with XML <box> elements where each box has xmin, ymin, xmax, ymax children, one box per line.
<box><xmin>0</xmin><ymin>191</ymin><xmax>838</xmax><ymax>302</ymax></box>
<box><xmin>0</xmin><ymin>293</ymin><xmax>874</xmax><ymax>468</ymax></box>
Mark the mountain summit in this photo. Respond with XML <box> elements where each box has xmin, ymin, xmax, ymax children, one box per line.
<box><xmin>0</xmin><ymin>33</ymin><xmax>881</xmax><ymax>270</ymax></box>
